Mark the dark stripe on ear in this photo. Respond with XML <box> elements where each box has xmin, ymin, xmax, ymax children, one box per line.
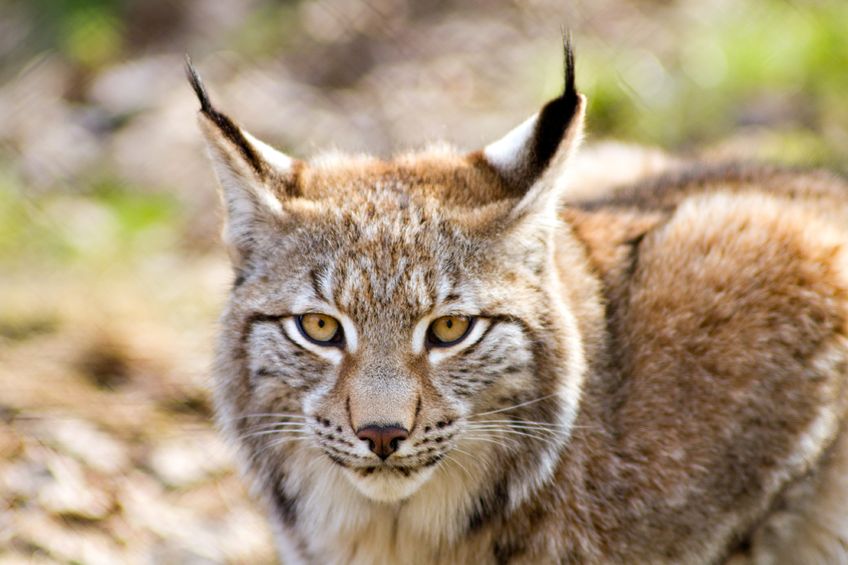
<box><xmin>185</xmin><ymin>55</ymin><xmax>267</xmax><ymax>177</ymax></box>
<box><xmin>525</xmin><ymin>34</ymin><xmax>580</xmax><ymax>182</ymax></box>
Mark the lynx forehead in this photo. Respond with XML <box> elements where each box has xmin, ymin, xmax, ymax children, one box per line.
<box><xmin>191</xmin><ymin>41</ymin><xmax>848</xmax><ymax>564</ymax></box>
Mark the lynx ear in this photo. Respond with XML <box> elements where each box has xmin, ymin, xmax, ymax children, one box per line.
<box><xmin>480</xmin><ymin>37</ymin><xmax>586</xmax><ymax>219</ymax></box>
<box><xmin>186</xmin><ymin>58</ymin><xmax>300</xmax><ymax>266</ymax></box>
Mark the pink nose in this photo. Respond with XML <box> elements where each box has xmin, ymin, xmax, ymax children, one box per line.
<box><xmin>356</xmin><ymin>425</ymin><xmax>409</xmax><ymax>460</ymax></box>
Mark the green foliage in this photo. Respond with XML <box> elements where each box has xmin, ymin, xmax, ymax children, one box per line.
<box><xmin>89</xmin><ymin>179</ymin><xmax>178</xmax><ymax>243</ymax></box>
<box><xmin>25</xmin><ymin>0</ymin><xmax>125</xmax><ymax>68</ymax></box>
<box><xmin>0</xmin><ymin>171</ymin><xmax>73</xmax><ymax>263</ymax></box>
<box><xmin>229</xmin><ymin>1</ymin><xmax>304</xmax><ymax>57</ymax></box>
<box><xmin>60</xmin><ymin>5</ymin><xmax>124</xmax><ymax>68</ymax></box>
<box><xmin>0</xmin><ymin>172</ymin><xmax>181</xmax><ymax>267</ymax></box>
<box><xmin>577</xmin><ymin>0</ymin><xmax>848</xmax><ymax>167</ymax></box>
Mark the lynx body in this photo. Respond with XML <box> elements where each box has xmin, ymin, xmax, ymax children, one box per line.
<box><xmin>189</xmin><ymin>46</ymin><xmax>848</xmax><ymax>564</ymax></box>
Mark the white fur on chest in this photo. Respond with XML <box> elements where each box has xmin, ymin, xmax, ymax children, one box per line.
<box><xmin>278</xmin><ymin>445</ymin><xmax>495</xmax><ymax>565</ymax></box>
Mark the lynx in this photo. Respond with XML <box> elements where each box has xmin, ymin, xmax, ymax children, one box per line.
<box><xmin>189</xmin><ymin>42</ymin><xmax>848</xmax><ymax>564</ymax></box>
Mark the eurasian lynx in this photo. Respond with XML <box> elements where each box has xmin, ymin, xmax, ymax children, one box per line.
<box><xmin>189</xmin><ymin>42</ymin><xmax>848</xmax><ymax>564</ymax></box>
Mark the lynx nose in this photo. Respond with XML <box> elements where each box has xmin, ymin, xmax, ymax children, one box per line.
<box><xmin>356</xmin><ymin>425</ymin><xmax>409</xmax><ymax>460</ymax></box>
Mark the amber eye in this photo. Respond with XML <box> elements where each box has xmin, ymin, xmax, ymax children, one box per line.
<box><xmin>428</xmin><ymin>316</ymin><xmax>473</xmax><ymax>347</ymax></box>
<box><xmin>296</xmin><ymin>314</ymin><xmax>342</xmax><ymax>345</ymax></box>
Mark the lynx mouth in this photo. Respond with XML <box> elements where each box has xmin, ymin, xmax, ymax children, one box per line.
<box><xmin>346</xmin><ymin>455</ymin><xmax>444</xmax><ymax>478</ymax></box>
<box><xmin>340</xmin><ymin>461</ymin><xmax>439</xmax><ymax>502</ymax></box>
<box><xmin>315</xmin><ymin>423</ymin><xmax>455</xmax><ymax>501</ymax></box>
<box><xmin>320</xmin><ymin>440</ymin><xmax>449</xmax><ymax>474</ymax></box>
<box><xmin>319</xmin><ymin>445</ymin><xmax>447</xmax><ymax>501</ymax></box>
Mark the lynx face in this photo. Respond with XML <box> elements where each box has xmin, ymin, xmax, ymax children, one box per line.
<box><xmin>224</xmin><ymin>157</ymin><xmax>586</xmax><ymax>503</ymax></box>
<box><xmin>190</xmin><ymin>46</ymin><xmax>588</xmax><ymax>507</ymax></box>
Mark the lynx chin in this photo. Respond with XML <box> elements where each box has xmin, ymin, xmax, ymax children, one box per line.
<box><xmin>188</xmin><ymin>42</ymin><xmax>848</xmax><ymax>564</ymax></box>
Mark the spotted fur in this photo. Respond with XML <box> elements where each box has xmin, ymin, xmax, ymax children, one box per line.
<box><xmin>191</xmin><ymin>43</ymin><xmax>848</xmax><ymax>564</ymax></box>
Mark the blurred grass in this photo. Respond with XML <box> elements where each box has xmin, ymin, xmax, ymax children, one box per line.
<box><xmin>25</xmin><ymin>0</ymin><xmax>126</xmax><ymax>68</ymax></box>
<box><xmin>0</xmin><ymin>173</ymin><xmax>181</xmax><ymax>266</ymax></box>
<box><xmin>229</xmin><ymin>2</ymin><xmax>303</xmax><ymax>57</ymax></box>
<box><xmin>580</xmin><ymin>0</ymin><xmax>848</xmax><ymax>163</ymax></box>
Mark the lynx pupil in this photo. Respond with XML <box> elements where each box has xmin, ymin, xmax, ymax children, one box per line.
<box><xmin>429</xmin><ymin>315</ymin><xmax>472</xmax><ymax>346</ymax></box>
<box><xmin>298</xmin><ymin>313</ymin><xmax>341</xmax><ymax>344</ymax></box>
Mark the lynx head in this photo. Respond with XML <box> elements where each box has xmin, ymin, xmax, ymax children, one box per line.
<box><xmin>192</xmin><ymin>42</ymin><xmax>589</xmax><ymax>508</ymax></box>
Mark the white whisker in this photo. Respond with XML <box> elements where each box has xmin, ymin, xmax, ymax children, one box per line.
<box><xmin>471</xmin><ymin>393</ymin><xmax>561</xmax><ymax>417</ymax></box>
<box><xmin>450</xmin><ymin>446</ymin><xmax>486</xmax><ymax>474</ymax></box>
<box><xmin>239</xmin><ymin>429</ymin><xmax>311</xmax><ymax>441</ymax></box>
<box><xmin>225</xmin><ymin>412</ymin><xmax>312</xmax><ymax>422</ymax></box>
<box><xmin>467</xmin><ymin>421</ymin><xmax>563</xmax><ymax>432</ymax></box>
<box><xmin>464</xmin><ymin>424</ymin><xmax>559</xmax><ymax>447</ymax></box>
<box><xmin>472</xmin><ymin>418</ymin><xmax>598</xmax><ymax>431</ymax></box>
<box><xmin>475</xmin><ymin>428</ymin><xmax>559</xmax><ymax>446</ymax></box>
<box><xmin>461</xmin><ymin>434</ymin><xmax>520</xmax><ymax>451</ymax></box>
<box><xmin>443</xmin><ymin>453</ymin><xmax>473</xmax><ymax>481</ymax></box>
<box><xmin>469</xmin><ymin>418</ymin><xmax>569</xmax><ymax>428</ymax></box>
<box><xmin>466</xmin><ymin>423</ymin><xmax>561</xmax><ymax>438</ymax></box>
<box><xmin>251</xmin><ymin>436</ymin><xmax>308</xmax><ymax>460</ymax></box>
<box><xmin>240</xmin><ymin>422</ymin><xmax>310</xmax><ymax>433</ymax></box>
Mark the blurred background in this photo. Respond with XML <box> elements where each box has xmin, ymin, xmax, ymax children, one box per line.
<box><xmin>1</xmin><ymin>0</ymin><xmax>846</xmax><ymax>562</ymax></box>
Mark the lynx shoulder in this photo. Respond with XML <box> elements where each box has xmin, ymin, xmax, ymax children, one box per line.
<box><xmin>188</xmin><ymin>43</ymin><xmax>848</xmax><ymax>564</ymax></box>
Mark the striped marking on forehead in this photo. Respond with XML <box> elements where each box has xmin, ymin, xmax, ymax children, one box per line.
<box><xmin>297</xmin><ymin>200</ymin><xmax>479</xmax><ymax>326</ymax></box>
<box><xmin>334</xmin><ymin>256</ymin><xmax>440</xmax><ymax>314</ymax></box>
<box><xmin>308</xmin><ymin>254</ymin><xmax>468</xmax><ymax>323</ymax></box>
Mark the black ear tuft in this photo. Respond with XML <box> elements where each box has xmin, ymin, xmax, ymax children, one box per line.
<box><xmin>562</xmin><ymin>31</ymin><xmax>577</xmax><ymax>106</ymax></box>
<box><xmin>526</xmin><ymin>33</ymin><xmax>580</xmax><ymax>182</ymax></box>
<box><xmin>479</xmin><ymin>35</ymin><xmax>585</xmax><ymax>195</ymax></box>
<box><xmin>185</xmin><ymin>54</ymin><xmax>214</xmax><ymax>115</ymax></box>
<box><xmin>185</xmin><ymin>55</ymin><xmax>266</xmax><ymax>176</ymax></box>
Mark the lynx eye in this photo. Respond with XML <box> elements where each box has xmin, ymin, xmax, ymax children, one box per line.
<box><xmin>428</xmin><ymin>316</ymin><xmax>473</xmax><ymax>347</ymax></box>
<box><xmin>296</xmin><ymin>314</ymin><xmax>342</xmax><ymax>345</ymax></box>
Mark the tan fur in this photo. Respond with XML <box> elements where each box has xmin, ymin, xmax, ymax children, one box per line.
<box><xmin>192</xmin><ymin>58</ymin><xmax>848</xmax><ymax>564</ymax></box>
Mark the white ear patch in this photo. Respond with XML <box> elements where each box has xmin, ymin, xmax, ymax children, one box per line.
<box><xmin>483</xmin><ymin>113</ymin><xmax>538</xmax><ymax>174</ymax></box>
<box><xmin>243</xmin><ymin>130</ymin><xmax>295</xmax><ymax>174</ymax></box>
<box><xmin>203</xmin><ymin>141</ymin><xmax>283</xmax><ymax>223</ymax></box>
<box><xmin>255</xmin><ymin>185</ymin><xmax>284</xmax><ymax>216</ymax></box>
